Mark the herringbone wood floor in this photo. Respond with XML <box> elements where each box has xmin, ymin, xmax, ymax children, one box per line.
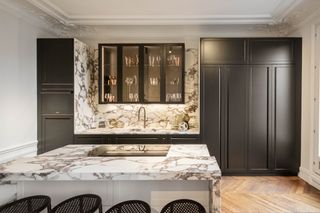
<box><xmin>221</xmin><ymin>176</ymin><xmax>320</xmax><ymax>213</ymax></box>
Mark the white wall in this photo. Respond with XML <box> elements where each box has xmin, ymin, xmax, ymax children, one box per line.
<box><xmin>291</xmin><ymin>12</ymin><xmax>320</xmax><ymax>189</ymax></box>
<box><xmin>0</xmin><ymin>7</ymin><xmax>55</xmax><ymax>160</ymax></box>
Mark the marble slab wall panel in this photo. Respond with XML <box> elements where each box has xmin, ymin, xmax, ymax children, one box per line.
<box><xmin>74</xmin><ymin>39</ymin><xmax>97</xmax><ymax>132</ymax></box>
<box><xmin>74</xmin><ymin>42</ymin><xmax>200</xmax><ymax>134</ymax></box>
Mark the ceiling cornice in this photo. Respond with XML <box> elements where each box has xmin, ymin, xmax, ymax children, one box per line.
<box><xmin>25</xmin><ymin>0</ymin><xmax>279</xmax><ymax>26</ymax></box>
<box><xmin>66</xmin><ymin>15</ymin><xmax>274</xmax><ymax>26</ymax></box>
<box><xmin>26</xmin><ymin>0</ymin><xmax>70</xmax><ymax>25</ymax></box>
<box><xmin>0</xmin><ymin>0</ymin><xmax>77</xmax><ymax>37</ymax></box>
<box><xmin>1</xmin><ymin>0</ymin><xmax>320</xmax><ymax>39</ymax></box>
<box><xmin>271</xmin><ymin>0</ymin><xmax>304</xmax><ymax>23</ymax></box>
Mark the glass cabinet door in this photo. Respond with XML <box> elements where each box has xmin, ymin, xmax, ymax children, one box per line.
<box><xmin>99</xmin><ymin>43</ymin><xmax>185</xmax><ymax>104</ymax></box>
<box><xmin>165</xmin><ymin>45</ymin><xmax>184</xmax><ymax>103</ymax></box>
<box><xmin>144</xmin><ymin>45</ymin><xmax>162</xmax><ymax>102</ymax></box>
<box><xmin>101</xmin><ymin>46</ymin><xmax>118</xmax><ymax>103</ymax></box>
<box><xmin>122</xmin><ymin>46</ymin><xmax>140</xmax><ymax>102</ymax></box>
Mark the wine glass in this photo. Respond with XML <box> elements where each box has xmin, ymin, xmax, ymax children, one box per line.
<box><xmin>129</xmin><ymin>93</ymin><xmax>133</xmax><ymax>102</ymax></box>
<box><xmin>125</xmin><ymin>77</ymin><xmax>133</xmax><ymax>95</ymax></box>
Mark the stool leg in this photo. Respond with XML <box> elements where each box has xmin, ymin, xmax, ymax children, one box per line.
<box><xmin>47</xmin><ymin>203</ymin><xmax>51</xmax><ymax>213</ymax></box>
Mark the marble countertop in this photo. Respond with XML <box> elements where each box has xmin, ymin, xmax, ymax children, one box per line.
<box><xmin>0</xmin><ymin>144</ymin><xmax>220</xmax><ymax>182</ymax></box>
<box><xmin>76</xmin><ymin>128</ymin><xmax>200</xmax><ymax>135</ymax></box>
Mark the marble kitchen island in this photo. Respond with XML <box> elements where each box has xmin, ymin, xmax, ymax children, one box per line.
<box><xmin>0</xmin><ymin>144</ymin><xmax>221</xmax><ymax>212</ymax></box>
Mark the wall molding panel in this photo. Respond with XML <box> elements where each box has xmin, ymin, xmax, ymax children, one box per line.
<box><xmin>0</xmin><ymin>141</ymin><xmax>38</xmax><ymax>163</ymax></box>
<box><xmin>299</xmin><ymin>167</ymin><xmax>320</xmax><ymax>190</ymax></box>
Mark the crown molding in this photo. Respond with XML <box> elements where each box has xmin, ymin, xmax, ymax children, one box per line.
<box><xmin>0</xmin><ymin>0</ymin><xmax>77</xmax><ymax>37</ymax></box>
<box><xmin>67</xmin><ymin>15</ymin><xmax>274</xmax><ymax>26</ymax></box>
<box><xmin>26</xmin><ymin>0</ymin><xmax>277</xmax><ymax>25</ymax></box>
<box><xmin>26</xmin><ymin>0</ymin><xmax>70</xmax><ymax>25</ymax></box>
<box><xmin>1</xmin><ymin>0</ymin><xmax>317</xmax><ymax>38</ymax></box>
<box><xmin>271</xmin><ymin>0</ymin><xmax>303</xmax><ymax>23</ymax></box>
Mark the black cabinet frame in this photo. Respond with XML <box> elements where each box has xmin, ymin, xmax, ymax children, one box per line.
<box><xmin>37</xmin><ymin>39</ymin><xmax>75</xmax><ymax>154</ymax></box>
<box><xmin>74</xmin><ymin>134</ymin><xmax>200</xmax><ymax>145</ymax></box>
<box><xmin>98</xmin><ymin>43</ymin><xmax>185</xmax><ymax>104</ymax></box>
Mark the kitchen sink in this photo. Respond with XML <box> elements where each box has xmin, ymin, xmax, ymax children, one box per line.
<box><xmin>87</xmin><ymin>144</ymin><xmax>170</xmax><ymax>157</ymax></box>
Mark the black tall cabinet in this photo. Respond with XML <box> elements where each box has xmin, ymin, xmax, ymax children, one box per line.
<box><xmin>201</xmin><ymin>38</ymin><xmax>301</xmax><ymax>175</ymax></box>
<box><xmin>37</xmin><ymin>39</ymin><xmax>75</xmax><ymax>154</ymax></box>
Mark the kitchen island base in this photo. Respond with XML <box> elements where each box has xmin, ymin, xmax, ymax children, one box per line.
<box><xmin>0</xmin><ymin>145</ymin><xmax>221</xmax><ymax>212</ymax></box>
<box><xmin>15</xmin><ymin>180</ymin><xmax>220</xmax><ymax>213</ymax></box>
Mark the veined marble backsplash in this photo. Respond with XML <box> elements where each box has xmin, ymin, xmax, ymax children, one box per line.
<box><xmin>74</xmin><ymin>39</ymin><xmax>200</xmax><ymax>134</ymax></box>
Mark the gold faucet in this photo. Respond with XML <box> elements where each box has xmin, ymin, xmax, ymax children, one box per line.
<box><xmin>138</xmin><ymin>106</ymin><xmax>147</xmax><ymax>128</ymax></box>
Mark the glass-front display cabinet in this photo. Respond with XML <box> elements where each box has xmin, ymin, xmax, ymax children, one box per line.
<box><xmin>100</xmin><ymin>45</ymin><xmax>118</xmax><ymax>103</ymax></box>
<box><xmin>99</xmin><ymin>43</ymin><xmax>184</xmax><ymax>104</ymax></box>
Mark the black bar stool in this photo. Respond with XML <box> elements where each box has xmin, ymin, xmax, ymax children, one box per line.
<box><xmin>160</xmin><ymin>199</ymin><xmax>206</xmax><ymax>213</ymax></box>
<box><xmin>51</xmin><ymin>194</ymin><xmax>102</xmax><ymax>213</ymax></box>
<box><xmin>0</xmin><ymin>195</ymin><xmax>51</xmax><ymax>213</ymax></box>
<box><xmin>105</xmin><ymin>200</ymin><xmax>151</xmax><ymax>213</ymax></box>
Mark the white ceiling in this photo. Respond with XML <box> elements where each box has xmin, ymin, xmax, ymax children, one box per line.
<box><xmin>1</xmin><ymin>0</ymin><xmax>319</xmax><ymax>39</ymax></box>
<box><xmin>26</xmin><ymin>0</ymin><xmax>303</xmax><ymax>25</ymax></box>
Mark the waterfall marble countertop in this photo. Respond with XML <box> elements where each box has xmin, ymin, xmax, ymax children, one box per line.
<box><xmin>0</xmin><ymin>144</ymin><xmax>220</xmax><ymax>182</ymax></box>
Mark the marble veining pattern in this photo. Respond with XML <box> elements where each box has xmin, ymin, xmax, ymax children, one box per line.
<box><xmin>74</xmin><ymin>39</ymin><xmax>97</xmax><ymax>132</ymax></box>
<box><xmin>0</xmin><ymin>145</ymin><xmax>220</xmax><ymax>181</ymax></box>
<box><xmin>0</xmin><ymin>145</ymin><xmax>220</xmax><ymax>212</ymax></box>
<box><xmin>74</xmin><ymin>46</ymin><xmax>199</xmax><ymax>134</ymax></box>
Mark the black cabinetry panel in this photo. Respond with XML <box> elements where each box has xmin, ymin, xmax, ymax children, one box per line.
<box><xmin>223</xmin><ymin>65</ymin><xmax>248</xmax><ymax>172</ymax></box>
<box><xmin>274</xmin><ymin>65</ymin><xmax>296</xmax><ymax>171</ymax></box>
<box><xmin>74</xmin><ymin>135</ymin><xmax>106</xmax><ymax>144</ymax></box>
<box><xmin>38</xmin><ymin>39</ymin><xmax>75</xmax><ymax>154</ymax></box>
<box><xmin>248</xmin><ymin>66</ymin><xmax>270</xmax><ymax>171</ymax></box>
<box><xmin>41</xmin><ymin>91</ymin><xmax>73</xmax><ymax>115</ymax></box>
<box><xmin>41</xmin><ymin>116</ymin><xmax>73</xmax><ymax>153</ymax></box>
<box><xmin>114</xmin><ymin>135</ymin><xmax>167</xmax><ymax>144</ymax></box>
<box><xmin>170</xmin><ymin>135</ymin><xmax>200</xmax><ymax>144</ymax></box>
<box><xmin>200</xmin><ymin>38</ymin><xmax>301</xmax><ymax>175</ymax></box>
<box><xmin>201</xmin><ymin>39</ymin><xmax>246</xmax><ymax>64</ymax></box>
<box><xmin>38</xmin><ymin>39</ymin><xmax>74</xmax><ymax>85</ymax></box>
<box><xmin>249</xmin><ymin>39</ymin><xmax>294</xmax><ymax>64</ymax></box>
<box><xmin>201</xmin><ymin>65</ymin><xmax>221</xmax><ymax>163</ymax></box>
<box><xmin>72</xmin><ymin>134</ymin><xmax>201</xmax><ymax>145</ymax></box>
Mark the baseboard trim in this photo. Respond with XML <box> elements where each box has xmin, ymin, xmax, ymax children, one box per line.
<box><xmin>298</xmin><ymin>166</ymin><xmax>320</xmax><ymax>190</ymax></box>
<box><xmin>0</xmin><ymin>141</ymin><xmax>38</xmax><ymax>163</ymax></box>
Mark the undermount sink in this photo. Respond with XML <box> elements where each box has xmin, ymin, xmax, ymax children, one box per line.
<box><xmin>87</xmin><ymin>144</ymin><xmax>170</xmax><ymax>157</ymax></box>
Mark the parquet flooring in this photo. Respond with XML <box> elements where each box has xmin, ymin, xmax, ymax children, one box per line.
<box><xmin>221</xmin><ymin>176</ymin><xmax>320</xmax><ymax>213</ymax></box>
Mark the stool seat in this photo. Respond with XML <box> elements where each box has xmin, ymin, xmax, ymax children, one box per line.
<box><xmin>51</xmin><ymin>194</ymin><xmax>102</xmax><ymax>213</ymax></box>
<box><xmin>0</xmin><ymin>195</ymin><xmax>51</xmax><ymax>213</ymax></box>
<box><xmin>105</xmin><ymin>200</ymin><xmax>151</xmax><ymax>213</ymax></box>
<box><xmin>160</xmin><ymin>199</ymin><xmax>206</xmax><ymax>213</ymax></box>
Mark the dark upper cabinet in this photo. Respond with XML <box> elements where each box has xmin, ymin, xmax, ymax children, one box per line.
<box><xmin>222</xmin><ymin>65</ymin><xmax>248</xmax><ymax>173</ymax></box>
<box><xmin>99</xmin><ymin>43</ymin><xmax>185</xmax><ymax>104</ymax></box>
<box><xmin>201</xmin><ymin>39</ymin><xmax>247</xmax><ymax>65</ymax></box>
<box><xmin>40</xmin><ymin>116</ymin><xmax>73</xmax><ymax>153</ymax></box>
<box><xmin>37</xmin><ymin>39</ymin><xmax>74</xmax><ymax>86</ymax></box>
<box><xmin>201</xmin><ymin>65</ymin><xmax>221</xmax><ymax>165</ymax></box>
<box><xmin>249</xmin><ymin>39</ymin><xmax>294</xmax><ymax>64</ymax></box>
